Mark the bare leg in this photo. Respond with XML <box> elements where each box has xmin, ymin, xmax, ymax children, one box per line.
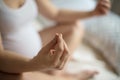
<box><xmin>39</xmin><ymin>21</ymin><xmax>84</xmax><ymax>53</ymax></box>
<box><xmin>0</xmin><ymin>70</ymin><xmax>98</xmax><ymax>80</ymax></box>
<box><xmin>39</xmin><ymin>21</ymin><xmax>99</xmax><ymax>80</ymax></box>
<box><xmin>0</xmin><ymin>71</ymin><xmax>74</xmax><ymax>80</ymax></box>
<box><xmin>61</xmin><ymin>70</ymin><xmax>98</xmax><ymax>80</ymax></box>
<box><xmin>39</xmin><ymin>21</ymin><xmax>98</xmax><ymax>79</ymax></box>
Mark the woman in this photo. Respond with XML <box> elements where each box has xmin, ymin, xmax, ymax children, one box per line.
<box><xmin>0</xmin><ymin>0</ymin><xmax>111</xmax><ymax>80</ymax></box>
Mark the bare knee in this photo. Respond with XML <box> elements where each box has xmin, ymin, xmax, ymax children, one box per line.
<box><xmin>68</xmin><ymin>21</ymin><xmax>84</xmax><ymax>38</ymax></box>
<box><xmin>62</xmin><ymin>21</ymin><xmax>85</xmax><ymax>53</ymax></box>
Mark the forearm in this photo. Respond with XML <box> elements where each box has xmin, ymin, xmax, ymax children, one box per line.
<box><xmin>0</xmin><ymin>50</ymin><xmax>36</xmax><ymax>73</ymax></box>
<box><xmin>36</xmin><ymin>0</ymin><xmax>95</xmax><ymax>23</ymax></box>
<box><xmin>54</xmin><ymin>9</ymin><xmax>94</xmax><ymax>23</ymax></box>
<box><xmin>39</xmin><ymin>8</ymin><xmax>95</xmax><ymax>23</ymax></box>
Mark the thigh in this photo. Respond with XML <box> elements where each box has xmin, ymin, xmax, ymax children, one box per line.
<box><xmin>39</xmin><ymin>22</ymin><xmax>84</xmax><ymax>47</ymax></box>
<box><xmin>0</xmin><ymin>72</ymin><xmax>48</xmax><ymax>80</ymax></box>
<box><xmin>0</xmin><ymin>71</ymin><xmax>70</xmax><ymax>80</ymax></box>
<box><xmin>0</xmin><ymin>72</ymin><xmax>21</xmax><ymax>80</ymax></box>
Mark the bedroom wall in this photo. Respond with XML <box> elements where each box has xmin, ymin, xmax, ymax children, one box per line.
<box><xmin>111</xmin><ymin>0</ymin><xmax>120</xmax><ymax>15</ymax></box>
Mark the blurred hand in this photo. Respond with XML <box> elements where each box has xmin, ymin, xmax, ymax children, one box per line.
<box><xmin>93</xmin><ymin>0</ymin><xmax>111</xmax><ymax>16</ymax></box>
<box><xmin>31</xmin><ymin>33</ymin><xmax>70</xmax><ymax>71</ymax></box>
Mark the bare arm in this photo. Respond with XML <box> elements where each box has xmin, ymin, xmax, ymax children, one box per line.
<box><xmin>36</xmin><ymin>0</ymin><xmax>110</xmax><ymax>22</ymax></box>
<box><xmin>0</xmin><ymin>33</ymin><xmax>38</xmax><ymax>73</ymax></box>
<box><xmin>36</xmin><ymin>0</ymin><xmax>94</xmax><ymax>23</ymax></box>
<box><xmin>0</xmin><ymin>50</ymin><xmax>72</xmax><ymax>80</ymax></box>
<box><xmin>0</xmin><ymin>33</ymin><xmax>35</xmax><ymax>73</ymax></box>
<box><xmin>0</xmin><ymin>50</ymin><xmax>34</xmax><ymax>73</ymax></box>
<box><xmin>0</xmin><ymin>34</ymin><xmax>69</xmax><ymax>74</ymax></box>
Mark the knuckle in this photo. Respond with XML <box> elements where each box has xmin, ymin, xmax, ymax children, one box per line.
<box><xmin>57</xmin><ymin>47</ymin><xmax>64</xmax><ymax>52</ymax></box>
<box><xmin>66</xmin><ymin>51</ymin><xmax>70</xmax><ymax>56</ymax></box>
<box><xmin>64</xmin><ymin>48</ymin><xmax>69</xmax><ymax>53</ymax></box>
<box><xmin>63</xmin><ymin>54</ymin><xmax>69</xmax><ymax>60</ymax></box>
<box><xmin>59</xmin><ymin>66</ymin><xmax>64</xmax><ymax>70</ymax></box>
<box><xmin>52</xmin><ymin>63</ymin><xmax>57</xmax><ymax>68</ymax></box>
<box><xmin>50</xmin><ymin>60</ymin><xmax>58</xmax><ymax>68</ymax></box>
<box><xmin>67</xmin><ymin>50</ymin><xmax>70</xmax><ymax>54</ymax></box>
<box><xmin>54</xmin><ymin>65</ymin><xmax>59</xmax><ymax>69</ymax></box>
<box><xmin>64</xmin><ymin>53</ymin><xmax>69</xmax><ymax>58</ymax></box>
<box><xmin>56</xmin><ymin>66</ymin><xmax>63</xmax><ymax>70</ymax></box>
<box><xmin>67</xmin><ymin>53</ymin><xmax>70</xmax><ymax>57</ymax></box>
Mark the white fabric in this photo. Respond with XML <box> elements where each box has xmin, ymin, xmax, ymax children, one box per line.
<box><xmin>84</xmin><ymin>12</ymin><xmax>120</xmax><ymax>75</ymax></box>
<box><xmin>65</xmin><ymin>44</ymin><xmax>119</xmax><ymax>80</ymax></box>
<box><xmin>0</xmin><ymin>0</ymin><xmax>42</xmax><ymax>58</ymax></box>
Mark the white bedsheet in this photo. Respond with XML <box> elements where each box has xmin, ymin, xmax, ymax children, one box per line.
<box><xmin>65</xmin><ymin>44</ymin><xmax>119</xmax><ymax>80</ymax></box>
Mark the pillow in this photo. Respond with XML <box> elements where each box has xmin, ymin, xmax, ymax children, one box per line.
<box><xmin>84</xmin><ymin>12</ymin><xmax>120</xmax><ymax>75</ymax></box>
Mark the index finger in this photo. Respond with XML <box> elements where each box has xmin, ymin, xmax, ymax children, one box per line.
<box><xmin>53</xmin><ymin>34</ymin><xmax>64</xmax><ymax>63</ymax></box>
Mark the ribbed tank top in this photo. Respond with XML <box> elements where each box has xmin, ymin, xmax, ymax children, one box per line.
<box><xmin>0</xmin><ymin>0</ymin><xmax>42</xmax><ymax>58</ymax></box>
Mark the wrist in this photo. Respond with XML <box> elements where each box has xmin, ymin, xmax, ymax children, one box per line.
<box><xmin>28</xmin><ymin>57</ymin><xmax>40</xmax><ymax>71</ymax></box>
<box><xmin>29</xmin><ymin>55</ymin><xmax>46</xmax><ymax>71</ymax></box>
<box><xmin>23</xmin><ymin>58</ymin><xmax>37</xmax><ymax>72</ymax></box>
<box><xmin>90</xmin><ymin>11</ymin><xmax>97</xmax><ymax>16</ymax></box>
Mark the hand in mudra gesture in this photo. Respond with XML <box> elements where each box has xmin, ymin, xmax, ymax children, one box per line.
<box><xmin>31</xmin><ymin>33</ymin><xmax>70</xmax><ymax>71</ymax></box>
<box><xmin>93</xmin><ymin>0</ymin><xmax>111</xmax><ymax>16</ymax></box>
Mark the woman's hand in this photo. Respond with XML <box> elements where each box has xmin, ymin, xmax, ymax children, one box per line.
<box><xmin>31</xmin><ymin>33</ymin><xmax>70</xmax><ymax>71</ymax></box>
<box><xmin>92</xmin><ymin>0</ymin><xmax>111</xmax><ymax>16</ymax></box>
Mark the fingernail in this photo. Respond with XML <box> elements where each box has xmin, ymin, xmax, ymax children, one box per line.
<box><xmin>55</xmin><ymin>33</ymin><xmax>59</xmax><ymax>40</ymax></box>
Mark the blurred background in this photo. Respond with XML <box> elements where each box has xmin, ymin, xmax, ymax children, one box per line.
<box><xmin>32</xmin><ymin>0</ymin><xmax>120</xmax><ymax>80</ymax></box>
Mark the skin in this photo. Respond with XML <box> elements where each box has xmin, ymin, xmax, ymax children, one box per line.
<box><xmin>0</xmin><ymin>34</ymin><xmax>70</xmax><ymax>73</ymax></box>
<box><xmin>0</xmin><ymin>0</ymin><xmax>111</xmax><ymax>80</ymax></box>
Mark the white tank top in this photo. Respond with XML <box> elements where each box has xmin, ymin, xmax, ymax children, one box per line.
<box><xmin>0</xmin><ymin>0</ymin><xmax>42</xmax><ymax>58</ymax></box>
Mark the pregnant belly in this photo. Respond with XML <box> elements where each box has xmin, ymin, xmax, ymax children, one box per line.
<box><xmin>2</xmin><ymin>26</ymin><xmax>42</xmax><ymax>58</ymax></box>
